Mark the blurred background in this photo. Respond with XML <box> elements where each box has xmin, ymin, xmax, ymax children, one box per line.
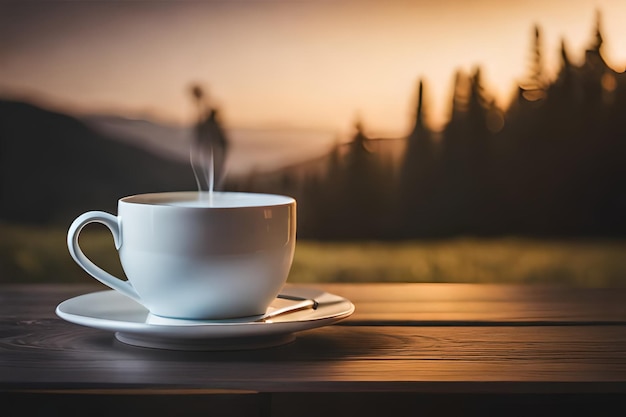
<box><xmin>1</xmin><ymin>0</ymin><xmax>625</xmax><ymax>286</ymax></box>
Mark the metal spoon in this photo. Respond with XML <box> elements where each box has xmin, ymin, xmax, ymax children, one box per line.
<box><xmin>256</xmin><ymin>294</ymin><xmax>319</xmax><ymax>322</ymax></box>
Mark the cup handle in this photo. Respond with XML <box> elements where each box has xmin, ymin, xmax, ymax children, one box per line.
<box><xmin>67</xmin><ymin>211</ymin><xmax>141</xmax><ymax>302</ymax></box>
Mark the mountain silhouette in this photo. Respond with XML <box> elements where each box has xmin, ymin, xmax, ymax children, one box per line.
<box><xmin>0</xmin><ymin>100</ymin><xmax>196</xmax><ymax>225</ymax></box>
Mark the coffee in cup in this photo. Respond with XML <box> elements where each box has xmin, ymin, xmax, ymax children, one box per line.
<box><xmin>67</xmin><ymin>191</ymin><xmax>296</xmax><ymax>320</ymax></box>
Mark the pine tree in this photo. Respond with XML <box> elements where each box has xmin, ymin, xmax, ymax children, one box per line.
<box><xmin>399</xmin><ymin>79</ymin><xmax>437</xmax><ymax>236</ymax></box>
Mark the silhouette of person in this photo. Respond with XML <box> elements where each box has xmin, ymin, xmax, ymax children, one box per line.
<box><xmin>194</xmin><ymin>108</ymin><xmax>228</xmax><ymax>190</ymax></box>
<box><xmin>189</xmin><ymin>84</ymin><xmax>229</xmax><ymax>191</ymax></box>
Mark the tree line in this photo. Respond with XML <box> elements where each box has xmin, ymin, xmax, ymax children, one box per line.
<box><xmin>233</xmin><ymin>17</ymin><xmax>626</xmax><ymax>240</ymax></box>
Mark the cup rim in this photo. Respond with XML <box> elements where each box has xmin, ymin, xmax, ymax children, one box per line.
<box><xmin>120</xmin><ymin>191</ymin><xmax>295</xmax><ymax>208</ymax></box>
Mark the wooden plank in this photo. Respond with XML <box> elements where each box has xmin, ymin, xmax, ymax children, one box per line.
<box><xmin>1</xmin><ymin>391</ymin><xmax>266</xmax><ymax>417</ymax></box>
<box><xmin>3</xmin><ymin>283</ymin><xmax>626</xmax><ymax>324</ymax></box>
<box><xmin>270</xmin><ymin>392</ymin><xmax>626</xmax><ymax>417</ymax></box>
<box><xmin>303</xmin><ymin>283</ymin><xmax>626</xmax><ymax>324</ymax></box>
<box><xmin>2</xmin><ymin>318</ymin><xmax>626</xmax><ymax>393</ymax></box>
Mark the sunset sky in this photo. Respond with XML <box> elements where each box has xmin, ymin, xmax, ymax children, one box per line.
<box><xmin>2</xmin><ymin>0</ymin><xmax>626</xmax><ymax>139</ymax></box>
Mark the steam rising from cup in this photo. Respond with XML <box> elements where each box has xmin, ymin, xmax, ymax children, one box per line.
<box><xmin>189</xmin><ymin>84</ymin><xmax>229</xmax><ymax>204</ymax></box>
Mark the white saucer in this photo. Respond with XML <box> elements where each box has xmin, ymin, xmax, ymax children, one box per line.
<box><xmin>55</xmin><ymin>286</ymin><xmax>354</xmax><ymax>351</ymax></box>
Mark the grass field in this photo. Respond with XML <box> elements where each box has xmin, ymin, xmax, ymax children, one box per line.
<box><xmin>1</xmin><ymin>223</ymin><xmax>625</xmax><ymax>287</ymax></box>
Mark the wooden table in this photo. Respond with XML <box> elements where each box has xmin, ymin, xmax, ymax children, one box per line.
<box><xmin>2</xmin><ymin>283</ymin><xmax>626</xmax><ymax>416</ymax></box>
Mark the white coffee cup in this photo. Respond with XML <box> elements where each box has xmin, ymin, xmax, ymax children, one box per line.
<box><xmin>67</xmin><ymin>191</ymin><xmax>296</xmax><ymax>320</ymax></box>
